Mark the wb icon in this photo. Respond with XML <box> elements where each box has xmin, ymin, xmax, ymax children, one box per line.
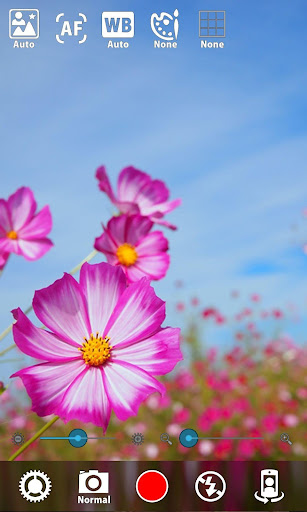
<box><xmin>102</xmin><ymin>12</ymin><xmax>134</xmax><ymax>38</ymax></box>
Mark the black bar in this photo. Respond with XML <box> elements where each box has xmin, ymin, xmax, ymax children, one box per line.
<box><xmin>0</xmin><ymin>461</ymin><xmax>306</xmax><ymax>511</ymax></box>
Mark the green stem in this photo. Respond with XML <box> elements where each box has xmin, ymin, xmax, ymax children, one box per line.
<box><xmin>0</xmin><ymin>249</ymin><xmax>98</xmax><ymax>350</ymax></box>
<box><xmin>8</xmin><ymin>415</ymin><xmax>60</xmax><ymax>461</ymax></box>
<box><xmin>69</xmin><ymin>249</ymin><xmax>98</xmax><ymax>275</ymax></box>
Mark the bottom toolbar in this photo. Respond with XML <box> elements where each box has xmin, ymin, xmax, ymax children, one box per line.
<box><xmin>0</xmin><ymin>461</ymin><xmax>305</xmax><ymax>511</ymax></box>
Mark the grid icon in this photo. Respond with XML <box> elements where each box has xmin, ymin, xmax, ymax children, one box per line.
<box><xmin>199</xmin><ymin>11</ymin><xmax>226</xmax><ymax>38</ymax></box>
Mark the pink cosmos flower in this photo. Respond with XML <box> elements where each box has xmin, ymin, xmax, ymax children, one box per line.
<box><xmin>96</xmin><ymin>166</ymin><xmax>181</xmax><ymax>230</ymax></box>
<box><xmin>11</xmin><ymin>262</ymin><xmax>182</xmax><ymax>432</ymax></box>
<box><xmin>0</xmin><ymin>187</ymin><xmax>53</xmax><ymax>262</ymax></box>
<box><xmin>262</xmin><ymin>413</ymin><xmax>279</xmax><ymax>434</ymax></box>
<box><xmin>176</xmin><ymin>302</ymin><xmax>185</xmax><ymax>312</ymax></box>
<box><xmin>94</xmin><ymin>214</ymin><xmax>170</xmax><ymax>284</ymax></box>
<box><xmin>202</xmin><ymin>307</ymin><xmax>217</xmax><ymax>318</ymax></box>
<box><xmin>250</xmin><ymin>293</ymin><xmax>261</xmax><ymax>302</ymax></box>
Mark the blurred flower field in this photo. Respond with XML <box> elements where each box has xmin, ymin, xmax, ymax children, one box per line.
<box><xmin>1</xmin><ymin>294</ymin><xmax>306</xmax><ymax>462</ymax></box>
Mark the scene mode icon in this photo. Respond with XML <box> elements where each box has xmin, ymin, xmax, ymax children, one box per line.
<box><xmin>9</xmin><ymin>9</ymin><xmax>39</xmax><ymax>39</ymax></box>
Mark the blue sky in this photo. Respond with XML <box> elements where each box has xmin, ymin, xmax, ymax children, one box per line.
<box><xmin>0</xmin><ymin>0</ymin><xmax>307</xmax><ymax>382</ymax></box>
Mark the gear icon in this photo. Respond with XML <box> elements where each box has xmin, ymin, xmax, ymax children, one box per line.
<box><xmin>132</xmin><ymin>432</ymin><xmax>144</xmax><ymax>446</ymax></box>
<box><xmin>11</xmin><ymin>432</ymin><xmax>24</xmax><ymax>445</ymax></box>
<box><xmin>19</xmin><ymin>470</ymin><xmax>52</xmax><ymax>502</ymax></box>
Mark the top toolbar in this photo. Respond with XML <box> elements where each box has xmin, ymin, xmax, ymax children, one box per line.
<box><xmin>9</xmin><ymin>9</ymin><xmax>226</xmax><ymax>49</ymax></box>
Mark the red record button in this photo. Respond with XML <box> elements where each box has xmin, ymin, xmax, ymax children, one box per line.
<box><xmin>136</xmin><ymin>470</ymin><xmax>169</xmax><ymax>503</ymax></box>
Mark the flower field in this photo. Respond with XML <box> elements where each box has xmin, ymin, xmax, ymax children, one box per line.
<box><xmin>0</xmin><ymin>167</ymin><xmax>306</xmax><ymax>462</ymax></box>
<box><xmin>1</xmin><ymin>296</ymin><xmax>306</xmax><ymax>461</ymax></box>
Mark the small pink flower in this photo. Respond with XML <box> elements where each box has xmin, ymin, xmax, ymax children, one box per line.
<box><xmin>191</xmin><ymin>297</ymin><xmax>199</xmax><ymax>307</ymax></box>
<box><xmin>175</xmin><ymin>369</ymin><xmax>195</xmax><ymax>390</ymax></box>
<box><xmin>0</xmin><ymin>187</ymin><xmax>53</xmax><ymax>262</ymax></box>
<box><xmin>11</xmin><ymin>262</ymin><xmax>182</xmax><ymax>431</ymax></box>
<box><xmin>262</xmin><ymin>413</ymin><xmax>279</xmax><ymax>434</ymax></box>
<box><xmin>11</xmin><ymin>417</ymin><xmax>27</xmax><ymax>429</ymax></box>
<box><xmin>283</xmin><ymin>414</ymin><xmax>299</xmax><ymax>428</ymax></box>
<box><xmin>167</xmin><ymin>423</ymin><xmax>181</xmax><ymax>436</ymax></box>
<box><xmin>215</xmin><ymin>314</ymin><xmax>226</xmax><ymax>325</ymax></box>
<box><xmin>214</xmin><ymin>439</ymin><xmax>233</xmax><ymax>459</ymax></box>
<box><xmin>202</xmin><ymin>307</ymin><xmax>217</xmax><ymax>318</ymax></box>
<box><xmin>250</xmin><ymin>293</ymin><xmax>261</xmax><ymax>302</ymax></box>
<box><xmin>207</xmin><ymin>347</ymin><xmax>217</xmax><ymax>363</ymax></box>
<box><xmin>198</xmin><ymin>406</ymin><xmax>221</xmax><ymax>430</ymax></box>
<box><xmin>237</xmin><ymin>440</ymin><xmax>256</xmax><ymax>459</ymax></box>
<box><xmin>176</xmin><ymin>302</ymin><xmax>185</xmax><ymax>312</ymax></box>
<box><xmin>145</xmin><ymin>443</ymin><xmax>159</xmax><ymax>459</ymax></box>
<box><xmin>173</xmin><ymin>407</ymin><xmax>190</xmax><ymax>424</ymax></box>
<box><xmin>198</xmin><ymin>440</ymin><xmax>214</xmax><ymax>456</ymax></box>
<box><xmin>243</xmin><ymin>308</ymin><xmax>252</xmax><ymax>316</ymax></box>
<box><xmin>297</xmin><ymin>387</ymin><xmax>307</xmax><ymax>399</ymax></box>
<box><xmin>243</xmin><ymin>416</ymin><xmax>257</xmax><ymax>429</ymax></box>
<box><xmin>96</xmin><ymin>166</ymin><xmax>181</xmax><ymax>230</ymax></box>
<box><xmin>272</xmin><ymin>308</ymin><xmax>283</xmax><ymax>319</ymax></box>
<box><xmin>94</xmin><ymin>214</ymin><xmax>170</xmax><ymax>284</ymax></box>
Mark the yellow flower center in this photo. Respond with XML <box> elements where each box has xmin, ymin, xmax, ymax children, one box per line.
<box><xmin>7</xmin><ymin>230</ymin><xmax>18</xmax><ymax>240</ymax></box>
<box><xmin>116</xmin><ymin>243</ymin><xmax>138</xmax><ymax>266</ymax></box>
<box><xmin>79</xmin><ymin>333</ymin><xmax>112</xmax><ymax>367</ymax></box>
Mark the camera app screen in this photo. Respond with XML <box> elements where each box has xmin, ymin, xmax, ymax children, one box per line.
<box><xmin>0</xmin><ymin>0</ymin><xmax>306</xmax><ymax>510</ymax></box>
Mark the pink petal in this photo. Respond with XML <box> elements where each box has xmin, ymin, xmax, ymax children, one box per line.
<box><xmin>96</xmin><ymin>166</ymin><xmax>117</xmax><ymax>202</ymax></box>
<box><xmin>102</xmin><ymin>215</ymin><xmax>128</xmax><ymax>246</ymax></box>
<box><xmin>113</xmin><ymin>327</ymin><xmax>182</xmax><ymax>375</ymax></box>
<box><xmin>79</xmin><ymin>262</ymin><xmax>127</xmax><ymax>335</ymax></box>
<box><xmin>7</xmin><ymin>187</ymin><xmax>37</xmax><ymax>231</ymax></box>
<box><xmin>102</xmin><ymin>360</ymin><xmax>165</xmax><ymax>420</ymax></box>
<box><xmin>0</xmin><ymin>237</ymin><xmax>18</xmax><ymax>254</ymax></box>
<box><xmin>101</xmin><ymin>215</ymin><xmax>153</xmax><ymax>247</ymax></box>
<box><xmin>11</xmin><ymin>359</ymin><xmax>85</xmax><ymax>418</ymax></box>
<box><xmin>18</xmin><ymin>205</ymin><xmax>52</xmax><ymax>239</ymax></box>
<box><xmin>117</xmin><ymin>167</ymin><xmax>150</xmax><ymax>203</ymax></box>
<box><xmin>123</xmin><ymin>215</ymin><xmax>153</xmax><ymax>246</ymax></box>
<box><xmin>33</xmin><ymin>273</ymin><xmax>91</xmax><ymax>345</ymax></box>
<box><xmin>136</xmin><ymin>179</ymin><xmax>170</xmax><ymax>209</ymax></box>
<box><xmin>124</xmin><ymin>265</ymin><xmax>147</xmax><ymax>284</ymax></box>
<box><xmin>150</xmin><ymin>217</ymin><xmax>178</xmax><ymax>230</ymax></box>
<box><xmin>144</xmin><ymin>198</ymin><xmax>182</xmax><ymax>216</ymax></box>
<box><xmin>58</xmin><ymin>366</ymin><xmax>111</xmax><ymax>431</ymax></box>
<box><xmin>103</xmin><ymin>277</ymin><xmax>165</xmax><ymax>347</ymax></box>
<box><xmin>135</xmin><ymin>253</ymin><xmax>170</xmax><ymax>280</ymax></box>
<box><xmin>17</xmin><ymin>238</ymin><xmax>53</xmax><ymax>260</ymax></box>
<box><xmin>0</xmin><ymin>251</ymin><xmax>9</xmax><ymax>270</ymax></box>
<box><xmin>12</xmin><ymin>307</ymin><xmax>80</xmax><ymax>361</ymax></box>
<box><xmin>0</xmin><ymin>199</ymin><xmax>11</xmax><ymax>234</ymax></box>
<box><xmin>136</xmin><ymin>231</ymin><xmax>169</xmax><ymax>256</ymax></box>
<box><xmin>113</xmin><ymin>200</ymin><xmax>140</xmax><ymax>215</ymax></box>
<box><xmin>94</xmin><ymin>232</ymin><xmax>118</xmax><ymax>263</ymax></box>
